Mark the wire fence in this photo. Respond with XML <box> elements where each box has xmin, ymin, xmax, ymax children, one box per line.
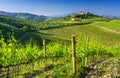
<box><xmin>0</xmin><ymin>35</ymin><xmax>112</xmax><ymax>78</ymax></box>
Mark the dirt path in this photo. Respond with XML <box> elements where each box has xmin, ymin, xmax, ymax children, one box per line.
<box><xmin>92</xmin><ymin>25</ymin><xmax>120</xmax><ymax>34</ymax></box>
<box><xmin>80</xmin><ymin>58</ymin><xmax>120</xmax><ymax>78</ymax></box>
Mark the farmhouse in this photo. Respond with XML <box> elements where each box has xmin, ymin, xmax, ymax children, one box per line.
<box><xmin>79</xmin><ymin>11</ymin><xmax>85</xmax><ymax>15</ymax></box>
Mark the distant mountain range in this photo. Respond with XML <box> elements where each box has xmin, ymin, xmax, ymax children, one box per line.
<box><xmin>102</xmin><ymin>15</ymin><xmax>120</xmax><ymax>19</ymax></box>
<box><xmin>1</xmin><ymin>10</ymin><xmax>119</xmax><ymax>22</ymax></box>
<box><xmin>0</xmin><ymin>11</ymin><xmax>59</xmax><ymax>22</ymax></box>
<box><xmin>51</xmin><ymin>13</ymin><xmax>70</xmax><ymax>17</ymax></box>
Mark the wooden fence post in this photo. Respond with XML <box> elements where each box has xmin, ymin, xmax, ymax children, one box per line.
<box><xmin>85</xmin><ymin>35</ymin><xmax>90</xmax><ymax>67</ymax></box>
<box><xmin>85</xmin><ymin>36</ymin><xmax>90</xmax><ymax>67</ymax></box>
<box><xmin>7</xmin><ymin>67</ymin><xmax>9</xmax><ymax>78</ymax></box>
<box><xmin>85</xmin><ymin>57</ymin><xmax>87</xmax><ymax>67</ymax></box>
<box><xmin>43</xmin><ymin>39</ymin><xmax>46</xmax><ymax>58</ymax></box>
<box><xmin>72</xmin><ymin>35</ymin><xmax>76</xmax><ymax>75</ymax></box>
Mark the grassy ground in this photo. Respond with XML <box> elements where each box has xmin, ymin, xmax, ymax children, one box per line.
<box><xmin>92</xmin><ymin>20</ymin><xmax>120</xmax><ymax>32</ymax></box>
<box><xmin>40</xmin><ymin>20</ymin><xmax>120</xmax><ymax>46</ymax></box>
<box><xmin>1</xmin><ymin>18</ymin><xmax>120</xmax><ymax>78</ymax></box>
<box><xmin>8</xmin><ymin>57</ymin><xmax>81</xmax><ymax>78</ymax></box>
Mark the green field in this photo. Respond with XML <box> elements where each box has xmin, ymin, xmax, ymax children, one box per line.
<box><xmin>0</xmin><ymin>15</ymin><xmax>120</xmax><ymax>77</ymax></box>
<box><xmin>92</xmin><ymin>20</ymin><xmax>120</xmax><ymax>31</ymax></box>
<box><xmin>40</xmin><ymin>20</ymin><xmax>120</xmax><ymax>46</ymax></box>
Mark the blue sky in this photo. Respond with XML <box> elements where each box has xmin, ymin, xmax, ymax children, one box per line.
<box><xmin>0</xmin><ymin>0</ymin><xmax>120</xmax><ymax>16</ymax></box>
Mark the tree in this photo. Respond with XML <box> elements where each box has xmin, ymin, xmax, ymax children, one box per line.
<box><xmin>86</xmin><ymin>12</ymin><xmax>93</xmax><ymax>18</ymax></box>
<box><xmin>22</xmin><ymin>26</ymin><xmax>29</xmax><ymax>31</ymax></box>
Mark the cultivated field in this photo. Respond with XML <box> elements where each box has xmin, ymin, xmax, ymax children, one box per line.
<box><xmin>41</xmin><ymin>20</ymin><xmax>120</xmax><ymax>46</ymax></box>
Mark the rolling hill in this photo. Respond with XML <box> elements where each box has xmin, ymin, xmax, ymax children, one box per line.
<box><xmin>40</xmin><ymin>20</ymin><xmax>120</xmax><ymax>46</ymax></box>
<box><xmin>0</xmin><ymin>12</ymin><xmax>116</xmax><ymax>45</ymax></box>
<box><xmin>0</xmin><ymin>12</ymin><xmax>120</xmax><ymax>78</ymax></box>
<box><xmin>0</xmin><ymin>10</ymin><xmax>58</xmax><ymax>22</ymax></box>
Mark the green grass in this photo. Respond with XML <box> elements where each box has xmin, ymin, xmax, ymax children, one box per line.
<box><xmin>0</xmin><ymin>37</ymin><xmax>43</xmax><ymax>67</ymax></box>
<box><xmin>12</xmin><ymin>57</ymin><xmax>80</xmax><ymax>78</ymax></box>
<box><xmin>1</xmin><ymin>35</ymin><xmax>120</xmax><ymax>78</ymax></box>
<box><xmin>0</xmin><ymin>16</ymin><xmax>120</xmax><ymax>77</ymax></box>
<box><xmin>0</xmin><ymin>15</ymin><xmax>112</xmax><ymax>41</ymax></box>
<box><xmin>0</xmin><ymin>36</ymin><xmax>116</xmax><ymax>66</ymax></box>
<box><xmin>92</xmin><ymin>20</ymin><xmax>120</xmax><ymax>32</ymax></box>
<box><xmin>40</xmin><ymin>20</ymin><xmax>120</xmax><ymax>46</ymax></box>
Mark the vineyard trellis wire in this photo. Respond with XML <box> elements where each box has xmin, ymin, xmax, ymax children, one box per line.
<box><xmin>0</xmin><ymin>35</ymin><xmax>113</xmax><ymax>78</ymax></box>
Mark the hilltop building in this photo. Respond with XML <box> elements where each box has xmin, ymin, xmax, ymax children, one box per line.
<box><xmin>79</xmin><ymin>11</ymin><xmax>85</xmax><ymax>15</ymax></box>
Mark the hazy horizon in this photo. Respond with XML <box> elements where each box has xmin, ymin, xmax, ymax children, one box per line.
<box><xmin>0</xmin><ymin>0</ymin><xmax>120</xmax><ymax>16</ymax></box>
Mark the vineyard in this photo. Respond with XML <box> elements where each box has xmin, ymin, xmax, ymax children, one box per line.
<box><xmin>40</xmin><ymin>20</ymin><xmax>120</xmax><ymax>46</ymax></box>
<box><xmin>0</xmin><ymin>15</ymin><xmax>120</xmax><ymax>77</ymax></box>
<box><xmin>0</xmin><ymin>35</ymin><xmax>120</xmax><ymax>77</ymax></box>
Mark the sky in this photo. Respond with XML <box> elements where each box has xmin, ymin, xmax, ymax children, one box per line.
<box><xmin>0</xmin><ymin>0</ymin><xmax>120</xmax><ymax>16</ymax></box>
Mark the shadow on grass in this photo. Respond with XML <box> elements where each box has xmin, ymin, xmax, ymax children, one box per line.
<box><xmin>23</xmin><ymin>64</ymin><xmax>64</xmax><ymax>78</ymax></box>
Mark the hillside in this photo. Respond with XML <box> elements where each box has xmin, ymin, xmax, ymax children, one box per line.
<box><xmin>0</xmin><ymin>13</ymin><xmax>120</xmax><ymax>78</ymax></box>
<box><xmin>0</xmin><ymin>13</ymin><xmax>112</xmax><ymax>41</ymax></box>
<box><xmin>0</xmin><ymin>10</ymin><xmax>58</xmax><ymax>22</ymax></box>
<box><xmin>0</xmin><ymin>22</ymin><xmax>24</xmax><ymax>39</ymax></box>
<box><xmin>59</xmin><ymin>11</ymin><xmax>110</xmax><ymax>22</ymax></box>
<box><xmin>40</xmin><ymin>20</ymin><xmax>120</xmax><ymax>46</ymax></box>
